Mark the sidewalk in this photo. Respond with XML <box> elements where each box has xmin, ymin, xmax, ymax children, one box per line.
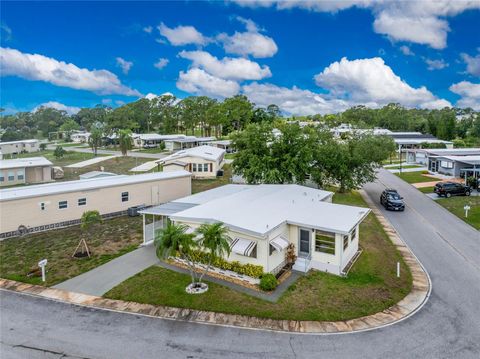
<box><xmin>53</xmin><ymin>245</ymin><xmax>159</xmax><ymax>296</ymax></box>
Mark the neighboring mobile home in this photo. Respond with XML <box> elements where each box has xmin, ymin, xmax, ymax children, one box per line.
<box><xmin>157</xmin><ymin>145</ymin><xmax>225</xmax><ymax>178</ymax></box>
<box><xmin>140</xmin><ymin>184</ymin><xmax>369</xmax><ymax>276</ymax></box>
<box><xmin>0</xmin><ymin>139</ymin><xmax>41</xmax><ymax>156</ymax></box>
<box><xmin>0</xmin><ymin>157</ymin><xmax>53</xmax><ymax>187</ymax></box>
<box><xmin>0</xmin><ymin>170</ymin><xmax>191</xmax><ymax>238</ymax></box>
<box><xmin>163</xmin><ymin>136</ymin><xmax>216</xmax><ymax>152</ymax></box>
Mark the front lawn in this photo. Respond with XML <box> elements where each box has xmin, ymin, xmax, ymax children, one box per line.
<box><xmin>436</xmin><ymin>196</ymin><xmax>480</xmax><ymax>230</ymax></box>
<box><xmin>192</xmin><ymin>164</ymin><xmax>232</xmax><ymax>194</ymax></box>
<box><xmin>0</xmin><ymin>216</ymin><xmax>143</xmax><ymax>286</ymax></box>
<box><xmin>395</xmin><ymin>171</ymin><xmax>439</xmax><ymax>184</ymax></box>
<box><xmin>386</xmin><ymin>165</ymin><xmax>423</xmax><ymax>170</ymax></box>
<box><xmin>418</xmin><ymin>186</ymin><xmax>435</xmax><ymax>194</ymax></box>
<box><xmin>13</xmin><ymin>150</ymin><xmax>101</xmax><ymax>167</ymax></box>
<box><xmin>105</xmin><ymin>191</ymin><xmax>413</xmax><ymax>322</ymax></box>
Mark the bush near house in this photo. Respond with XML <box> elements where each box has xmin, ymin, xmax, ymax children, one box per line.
<box><xmin>259</xmin><ymin>273</ymin><xmax>278</xmax><ymax>291</ymax></box>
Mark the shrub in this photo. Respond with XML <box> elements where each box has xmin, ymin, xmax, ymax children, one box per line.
<box><xmin>421</xmin><ymin>170</ymin><xmax>429</xmax><ymax>174</ymax></box>
<box><xmin>53</xmin><ymin>145</ymin><xmax>65</xmax><ymax>159</ymax></box>
<box><xmin>259</xmin><ymin>273</ymin><xmax>278</xmax><ymax>291</ymax></box>
<box><xmin>40</xmin><ymin>143</ymin><xmax>47</xmax><ymax>151</ymax></box>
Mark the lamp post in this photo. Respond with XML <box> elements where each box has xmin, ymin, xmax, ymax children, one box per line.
<box><xmin>398</xmin><ymin>146</ymin><xmax>402</xmax><ymax>175</ymax></box>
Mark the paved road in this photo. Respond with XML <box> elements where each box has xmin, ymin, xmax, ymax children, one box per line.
<box><xmin>47</xmin><ymin>144</ymin><xmax>167</xmax><ymax>159</ymax></box>
<box><xmin>1</xmin><ymin>169</ymin><xmax>479</xmax><ymax>359</ymax></box>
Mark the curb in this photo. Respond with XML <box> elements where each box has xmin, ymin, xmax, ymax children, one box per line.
<box><xmin>0</xmin><ymin>192</ymin><xmax>431</xmax><ymax>335</ymax></box>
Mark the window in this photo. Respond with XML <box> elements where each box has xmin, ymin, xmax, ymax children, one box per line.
<box><xmin>0</xmin><ymin>173</ymin><xmax>4</xmax><ymax>182</ymax></box>
<box><xmin>269</xmin><ymin>244</ymin><xmax>275</xmax><ymax>256</ymax></box>
<box><xmin>249</xmin><ymin>245</ymin><xmax>257</xmax><ymax>258</ymax></box>
<box><xmin>204</xmin><ymin>163</ymin><xmax>209</xmax><ymax>172</ymax></box>
<box><xmin>78</xmin><ymin>198</ymin><xmax>87</xmax><ymax>206</ymax></box>
<box><xmin>192</xmin><ymin>163</ymin><xmax>197</xmax><ymax>172</ymax></box>
<box><xmin>58</xmin><ymin>201</ymin><xmax>68</xmax><ymax>209</ymax></box>
<box><xmin>17</xmin><ymin>170</ymin><xmax>24</xmax><ymax>180</ymax></box>
<box><xmin>351</xmin><ymin>227</ymin><xmax>357</xmax><ymax>242</ymax></box>
<box><xmin>343</xmin><ymin>235</ymin><xmax>349</xmax><ymax>251</ymax></box>
<box><xmin>8</xmin><ymin>171</ymin><xmax>14</xmax><ymax>181</ymax></box>
<box><xmin>440</xmin><ymin>161</ymin><xmax>453</xmax><ymax>169</ymax></box>
<box><xmin>315</xmin><ymin>230</ymin><xmax>335</xmax><ymax>255</ymax></box>
<box><xmin>40</xmin><ymin>202</ymin><xmax>45</xmax><ymax>211</ymax></box>
<box><xmin>197</xmin><ymin>163</ymin><xmax>203</xmax><ymax>172</ymax></box>
<box><xmin>121</xmin><ymin>192</ymin><xmax>129</xmax><ymax>202</ymax></box>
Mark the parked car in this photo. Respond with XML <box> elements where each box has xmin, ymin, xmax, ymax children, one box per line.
<box><xmin>434</xmin><ymin>182</ymin><xmax>471</xmax><ymax>197</ymax></box>
<box><xmin>380</xmin><ymin>189</ymin><xmax>405</xmax><ymax>211</ymax></box>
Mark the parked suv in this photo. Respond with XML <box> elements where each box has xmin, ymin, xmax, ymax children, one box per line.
<box><xmin>380</xmin><ymin>189</ymin><xmax>405</xmax><ymax>211</ymax></box>
<box><xmin>434</xmin><ymin>182</ymin><xmax>471</xmax><ymax>197</ymax></box>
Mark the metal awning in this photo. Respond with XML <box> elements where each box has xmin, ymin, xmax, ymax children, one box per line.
<box><xmin>270</xmin><ymin>235</ymin><xmax>289</xmax><ymax>251</ymax></box>
<box><xmin>139</xmin><ymin>201</ymin><xmax>197</xmax><ymax>216</ymax></box>
<box><xmin>230</xmin><ymin>237</ymin><xmax>256</xmax><ymax>256</ymax></box>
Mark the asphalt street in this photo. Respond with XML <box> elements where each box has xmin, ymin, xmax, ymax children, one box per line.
<box><xmin>1</xmin><ymin>169</ymin><xmax>479</xmax><ymax>359</ymax></box>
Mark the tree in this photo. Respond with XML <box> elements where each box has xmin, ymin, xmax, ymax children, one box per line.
<box><xmin>53</xmin><ymin>146</ymin><xmax>66</xmax><ymax>159</ymax></box>
<box><xmin>74</xmin><ymin>210</ymin><xmax>103</xmax><ymax>258</ymax></box>
<box><xmin>118</xmin><ymin>129</ymin><xmax>133</xmax><ymax>156</ymax></box>
<box><xmin>195</xmin><ymin>222</ymin><xmax>231</xmax><ymax>283</ymax></box>
<box><xmin>88</xmin><ymin>128</ymin><xmax>103</xmax><ymax>156</ymax></box>
<box><xmin>59</xmin><ymin>119</ymin><xmax>80</xmax><ymax>141</ymax></box>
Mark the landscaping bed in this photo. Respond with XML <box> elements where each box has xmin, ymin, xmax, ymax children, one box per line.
<box><xmin>0</xmin><ymin>216</ymin><xmax>143</xmax><ymax>286</ymax></box>
<box><xmin>105</xmin><ymin>191</ymin><xmax>413</xmax><ymax>322</ymax></box>
<box><xmin>436</xmin><ymin>196</ymin><xmax>480</xmax><ymax>230</ymax></box>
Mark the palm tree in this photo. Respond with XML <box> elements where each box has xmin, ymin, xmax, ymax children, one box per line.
<box><xmin>118</xmin><ymin>129</ymin><xmax>132</xmax><ymax>156</ymax></box>
<box><xmin>73</xmin><ymin>210</ymin><xmax>103</xmax><ymax>258</ymax></box>
<box><xmin>195</xmin><ymin>222</ymin><xmax>231</xmax><ymax>283</ymax></box>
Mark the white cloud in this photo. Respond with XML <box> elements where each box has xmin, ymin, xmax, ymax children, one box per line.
<box><xmin>116</xmin><ymin>57</ymin><xmax>133</xmax><ymax>74</ymax></box>
<box><xmin>177</xmin><ymin>68</ymin><xmax>240</xmax><ymax>98</ymax></box>
<box><xmin>33</xmin><ymin>101</ymin><xmax>81</xmax><ymax>115</ymax></box>
<box><xmin>450</xmin><ymin>81</ymin><xmax>480</xmax><ymax>109</ymax></box>
<box><xmin>217</xmin><ymin>18</ymin><xmax>278</xmax><ymax>58</ymax></box>
<box><xmin>461</xmin><ymin>51</ymin><xmax>480</xmax><ymax>77</ymax></box>
<box><xmin>115</xmin><ymin>100</ymin><xmax>126</xmax><ymax>106</ymax></box>
<box><xmin>154</xmin><ymin>58</ymin><xmax>169</xmax><ymax>70</ymax></box>
<box><xmin>143</xmin><ymin>26</ymin><xmax>153</xmax><ymax>34</ymax></box>
<box><xmin>102</xmin><ymin>99</ymin><xmax>112</xmax><ymax>105</ymax></box>
<box><xmin>178</xmin><ymin>50</ymin><xmax>271</xmax><ymax>80</ymax></box>
<box><xmin>314</xmin><ymin>57</ymin><xmax>450</xmax><ymax>109</ymax></box>
<box><xmin>1</xmin><ymin>23</ymin><xmax>12</xmax><ymax>41</ymax></box>
<box><xmin>232</xmin><ymin>1</ymin><xmax>480</xmax><ymax>49</ymax></box>
<box><xmin>0</xmin><ymin>47</ymin><xmax>141</xmax><ymax>96</ymax></box>
<box><xmin>158</xmin><ymin>22</ymin><xmax>209</xmax><ymax>46</ymax></box>
<box><xmin>399</xmin><ymin>45</ymin><xmax>414</xmax><ymax>56</ymax></box>
<box><xmin>424</xmin><ymin>58</ymin><xmax>449</xmax><ymax>71</ymax></box>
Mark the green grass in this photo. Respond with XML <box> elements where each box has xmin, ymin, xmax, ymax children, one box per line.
<box><xmin>385</xmin><ymin>165</ymin><xmax>423</xmax><ymax>170</ymax></box>
<box><xmin>12</xmin><ymin>150</ymin><xmax>102</xmax><ymax>167</ymax></box>
<box><xmin>395</xmin><ymin>171</ymin><xmax>438</xmax><ymax>184</ymax></box>
<box><xmin>436</xmin><ymin>196</ymin><xmax>480</xmax><ymax>230</ymax></box>
<box><xmin>418</xmin><ymin>186</ymin><xmax>435</xmax><ymax>194</ymax></box>
<box><xmin>105</xmin><ymin>191</ymin><xmax>413</xmax><ymax>322</ymax></box>
<box><xmin>225</xmin><ymin>153</ymin><xmax>235</xmax><ymax>160</ymax></box>
<box><xmin>0</xmin><ymin>216</ymin><xmax>143</xmax><ymax>286</ymax></box>
<box><xmin>134</xmin><ymin>147</ymin><xmax>168</xmax><ymax>154</ymax></box>
<box><xmin>192</xmin><ymin>164</ymin><xmax>232</xmax><ymax>194</ymax></box>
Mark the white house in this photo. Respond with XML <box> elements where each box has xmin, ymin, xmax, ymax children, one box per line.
<box><xmin>163</xmin><ymin>136</ymin><xmax>216</xmax><ymax>151</ymax></box>
<box><xmin>140</xmin><ymin>184</ymin><xmax>370</xmax><ymax>276</ymax></box>
<box><xmin>70</xmin><ymin>132</ymin><xmax>91</xmax><ymax>143</ymax></box>
<box><xmin>157</xmin><ymin>145</ymin><xmax>225</xmax><ymax>178</ymax></box>
<box><xmin>0</xmin><ymin>139</ymin><xmax>41</xmax><ymax>155</ymax></box>
<box><xmin>132</xmin><ymin>134</ymin><xmax>185</xmax><ymax>149</ymax></box>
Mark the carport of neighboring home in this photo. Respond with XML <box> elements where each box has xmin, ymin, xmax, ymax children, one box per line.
<box><xmin>140</xmin><ymin>184</ymin><xmax>370</xmax><ymax>276</ymax></box>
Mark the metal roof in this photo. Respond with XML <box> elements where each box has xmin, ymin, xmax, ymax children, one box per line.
<box><xmin>0</xmin><ymin>156</ymin><xmax>53</xmax><ymax>170</ymax></box>
<box><xmin>0</xmin><ymin>139</ymin><xmax>39</xmax><ymax>145</ymax></box>
<box><xmin>140</xmin><ymin>201</ymin><xmax>197</xmax><ymax>216</ymax></box>
<box><xmin>158</xmin><ymin>145</ymin><xmax>225</xmax><ymax>163</ymax></box>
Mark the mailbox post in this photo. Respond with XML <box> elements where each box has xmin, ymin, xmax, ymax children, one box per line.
<box><xmin>38</xmin><ymin>259</ymin><xmax>47</xmax><ymax>282</ymax></box>
<box><xmin>464</xmin><ymin>204</ymin><xmax>471</xmax><ymax>218</ymax></box>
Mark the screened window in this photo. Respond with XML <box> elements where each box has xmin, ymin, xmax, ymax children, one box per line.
<box><xmin>204</xmin><ymin>163</ymin><xmax>209</xmax><ymax>172</ymax></box>
<box><xmin>249</xmin><ymin>245</ymin><xmax>257</xmax><ymax>258</ymax></box>
<box><xmin>197</xmin><ymin>164</ymin><xmax>203</xmax><ymax>172</ymax></box>
<box><xmin>351</xmin><ymin>227</ymin><xmax>357</xmax><ymax>242</ymax></box>
<box><xmin>121</xmin><ymin>192</ymin><xmax>129</xmax><ymax>202</ymax></box>
<box><xmin>192</xmin><ymin>163</ymin><xmax>197</xmax><ymax>172</ymax></box>
<box><xmin>8</xmin><ymin>171</ymin><xmax>14</xmax><ymax>181</ymax></box>
<box><xmin>315</xmin><ymin>230</ymin><xmax>335</xmax><ymax>255</ymax></box>
<box><xmin>17</xmin><ymin>170</ymin><xmax>24</xmax><ymax>180</ymax></box>
<box><xmin>343</xmin><ymin>235</ymin><xmax>349</xmax><ymax>251</ymax></box>
<box><xmin>78</xmin><ymin>198</ymin><xmax>87</xmax><ymax>206</ymax></box>
<box><xmin>0</xmin><ymin>173</ymin><xmax>4</xmax><ymax>182</ymax></box>
<box><xmin>58</xmin><ymin>201</ymin><xmax>68</xmax><ymax>209</ymax></box>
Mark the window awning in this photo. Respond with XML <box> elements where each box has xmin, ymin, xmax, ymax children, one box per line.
<box><xmin>230</xmin><ymin>237</ymin><xmax>256</xmax><ymax>256</ymax></box>
<box><xmin>270</xmin><ymin>235</ymin><xmax>289</xmax><ymax>252</ymax></box>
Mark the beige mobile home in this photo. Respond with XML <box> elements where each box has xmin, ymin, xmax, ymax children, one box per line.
<box><xmin>0</xmin><ymin>170</ymin><xmax>191</xmax><ymax>238</ymax></box>
<box><xmin>158</xmin><ymin>145</ymin><xmax>225</xmax><ymax>178</ymax></box>
<box><xmin>0</xmin><ymin>139</ymin><xmax>40</xmax><ymax>155</ymax></box>
<box><xmin>0</xmin><ymin>157</ymin><xmax>53</xmax><ymax>187</ymax></box>
<box><xmin>140</xmin><ymin>184</ymin><xmax>369</xmax><ymax>276</ymax></box>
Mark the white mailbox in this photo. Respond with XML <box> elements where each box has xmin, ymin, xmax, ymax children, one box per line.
<box><xmin>38</xmin><ymin>259</ymin><xmax>48</xmax><ymax>282</ymax></box>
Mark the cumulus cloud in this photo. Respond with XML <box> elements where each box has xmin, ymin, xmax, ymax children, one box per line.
<box><xmin>450</xmin><ymin>81</ymin><xmax>480</xmax><ymax>109</ymax></box>
<box><xmin>143</xmin><ymin>26</ymin><xmax>153</xmax><ymax>34</ymax></box>
<box><xmin>116</xmin><ymin>57</ymin><xmax>133</xmax><ymax>74</ymax></box>
<box><xmin>424</xmin><ymin>58</ymin><xmax>449</xmax><ymax>71</ymax></box>
<box><xmin>177</xmin><ymin>68</ymin><xmax>240</xmax><ymax>98</ymax></box>
<box><xmin>0</xmin><ymin>47</ymin><xmax>141</xmax><ymax>96</ymax></box>
<box><xmin>314</xmin><ymin>57</ymin><xmax>450</xmax><ymax>109</ymax></box>
<box><xmin>154</xmin><ymin>58</ymin><xmax>169</xmax><ymax>70</ymax></box>
<box><xmin>178</xmin><ymin>50</ymin><xmax>271</xmax><ymax>80</ymax></box>
<box><xmin>399</xmin><ymin>45</ymin><xmax>414</xmax><ymax>56</ymax></box>
<box><xmin>461</xmin><ymin>51</ymin><xmax>480</xmax><ymax>77</ymax></box>
<box><xmin>232</xmin><ymin>1</ymin><xmax>480</xmax><ymax>49</ymax></box>
<box><xmin>33</xmin><ymin>101</ymin><xmax>81</xmax><ymax>115</ymax></box>
<box><xmin>217</xmin><ymin>17</ymin><xmax>278</xmax><ymax>58</ymax></box>
<box><xmin>158</xmin><ymin>22</ymin><xmax>209</xmax><ymax>46</ymax></box>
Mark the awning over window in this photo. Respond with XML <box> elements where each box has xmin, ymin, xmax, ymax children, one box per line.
<box><xmin>270</xmin><ymin>235</ymin><xmax>289</xmax><ymax>252</ymax></box>
<box><xmin>230</xmin><ymin>237</ymin><xmax>256</xmax><ymax>256</ymax></box>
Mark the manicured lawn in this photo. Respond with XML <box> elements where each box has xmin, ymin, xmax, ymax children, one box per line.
<box><xmin>436</xmin><ymin>196</ymin><xmax>480</xmax><ymax>230</ymax></box>
<box><xmin>134</xmin><ymin>147</ymin><xmax>168</xmax><ymax>154</ymax></box>
<box><xmin>62</xmin><ymin>156</ymin><xmax>156</xmax><ymax>181</ymax></box>
<box><xmin>418</xmin><ymin>186</ymin><xmax>435</xmax><ymax>194</ymax></box>
<box><xmin>395</xmin><ymin>171</ymin><xmax>439</xmax><ymax>184</ymax></box>
<box><xmin>13</xmin><ymin>150</ymin><xmax>101</xmax><ymax>167</ymax></box>
<box><xmin>225</xmin><ymin>153</ymin><xmax>235</xmax><ymax>160</ymax></box>
<box><xmin>105</xmin><ymin>191</ymin><xmax>413</xmax><ymax>322</ymax></box>
<box><xmin>192</xmin><ymin>164</ymin><xmax>232</xmax><ymax>194</ymax></box>
<box><xmin>0</xmin><ymin>216</ymin><xmax>143</xmax><ymax>286</ymax></box>
<box><xmin>386</xmin><ymin>165</ymin><xmax>423</xmax><ymax>170</ymax></box>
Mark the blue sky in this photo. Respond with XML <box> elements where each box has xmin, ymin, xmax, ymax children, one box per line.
<box><xmin>1</xmin><ymin>1</ymin><xmax>479</xmax><ymax>115</ymax></box>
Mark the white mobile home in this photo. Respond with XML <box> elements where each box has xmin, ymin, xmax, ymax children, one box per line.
<box><xmin>0</xmin><ymin>157</ymin><xmax>53</xmax><ymax>187</ymax></box>
<box><xmin>141</xmin><ymin>184</ymin><xmax>369</xmax><ymax>276</ymax></box>
<box><xmin>0</xmin><ymin>139</ymin><xmax>40</xmax><ymax>156</ymax></box>
<box><xmin>163</xmin><ymin>136</ymin><xmax>216</xmax><ymax>152</ymax></box>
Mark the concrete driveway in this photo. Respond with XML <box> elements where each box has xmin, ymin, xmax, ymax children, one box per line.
<box><xmin>1</xmin><ymin>169</ymin><xmax>479</xmax><ymax>359</ymax></box>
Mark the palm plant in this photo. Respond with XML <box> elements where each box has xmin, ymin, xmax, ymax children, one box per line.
<box><xmin>195</xmin><ymin>222</ymin><xmax>231</xmax><ymax>283</ymax></box>
<box><xmin>118</xmin><ymin>129</ymin><xmax>132</xmax><ymax>156</ymax></box>
<box><xmin>73</xmin><ymin>210</ymin><xmax>103</xmax><ymax>258</ymax></box>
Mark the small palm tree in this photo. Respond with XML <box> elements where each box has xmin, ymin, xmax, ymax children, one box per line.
<box><xmin>196</xmin><ymin>222</ymin><xmax>231</xmax><ymax>283</ymax></box>
<box><xmin>118</xmin><ymin>129</ymin><xmax>132</xmax><ymax>156</ymax></box>
<box><xmin>73</xmin><ymin>210</ymin><xmax>103</xmax><ymax>258</ymax></box>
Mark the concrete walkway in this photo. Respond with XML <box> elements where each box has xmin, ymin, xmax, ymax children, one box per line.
<box><xmin>65</xmin><ymin>155</ymin><xmax>118</xmax><ymax>168</ymax></box>
<box><xmin>130</xmin><ymin>160</ymin><xmax>159</xmax><ymax>172</ymax></box>
<box><xmin>53</xmin><ymin>245</ymin><xmax>159</xmax><ymax>296</ymax></box>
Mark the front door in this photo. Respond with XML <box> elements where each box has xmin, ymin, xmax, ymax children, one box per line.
<box><xmin>299</xmin><ymin>229</ymin><xmax>311</xmax><ymax>258</ymax></box>
<box><xmin>429</xmin><ymin>160</ymin><xmax>438</xmax><ymax>172</ymax></box>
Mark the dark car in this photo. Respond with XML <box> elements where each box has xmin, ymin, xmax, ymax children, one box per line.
<box><xmin>434</xmin><ymin>182</ymin><xmax>471</xmax><ymax>198</ymax></box>
<box><xmin>380</xmin><ymin>189</ymin><xmax>405</xmax><ymax>211</ymax></box>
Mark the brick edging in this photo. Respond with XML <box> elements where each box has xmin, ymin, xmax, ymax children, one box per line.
<box><xmin>0</xmin><ymin>191</ymin><xmax>430</xmax><ymax>334</ymax></box>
